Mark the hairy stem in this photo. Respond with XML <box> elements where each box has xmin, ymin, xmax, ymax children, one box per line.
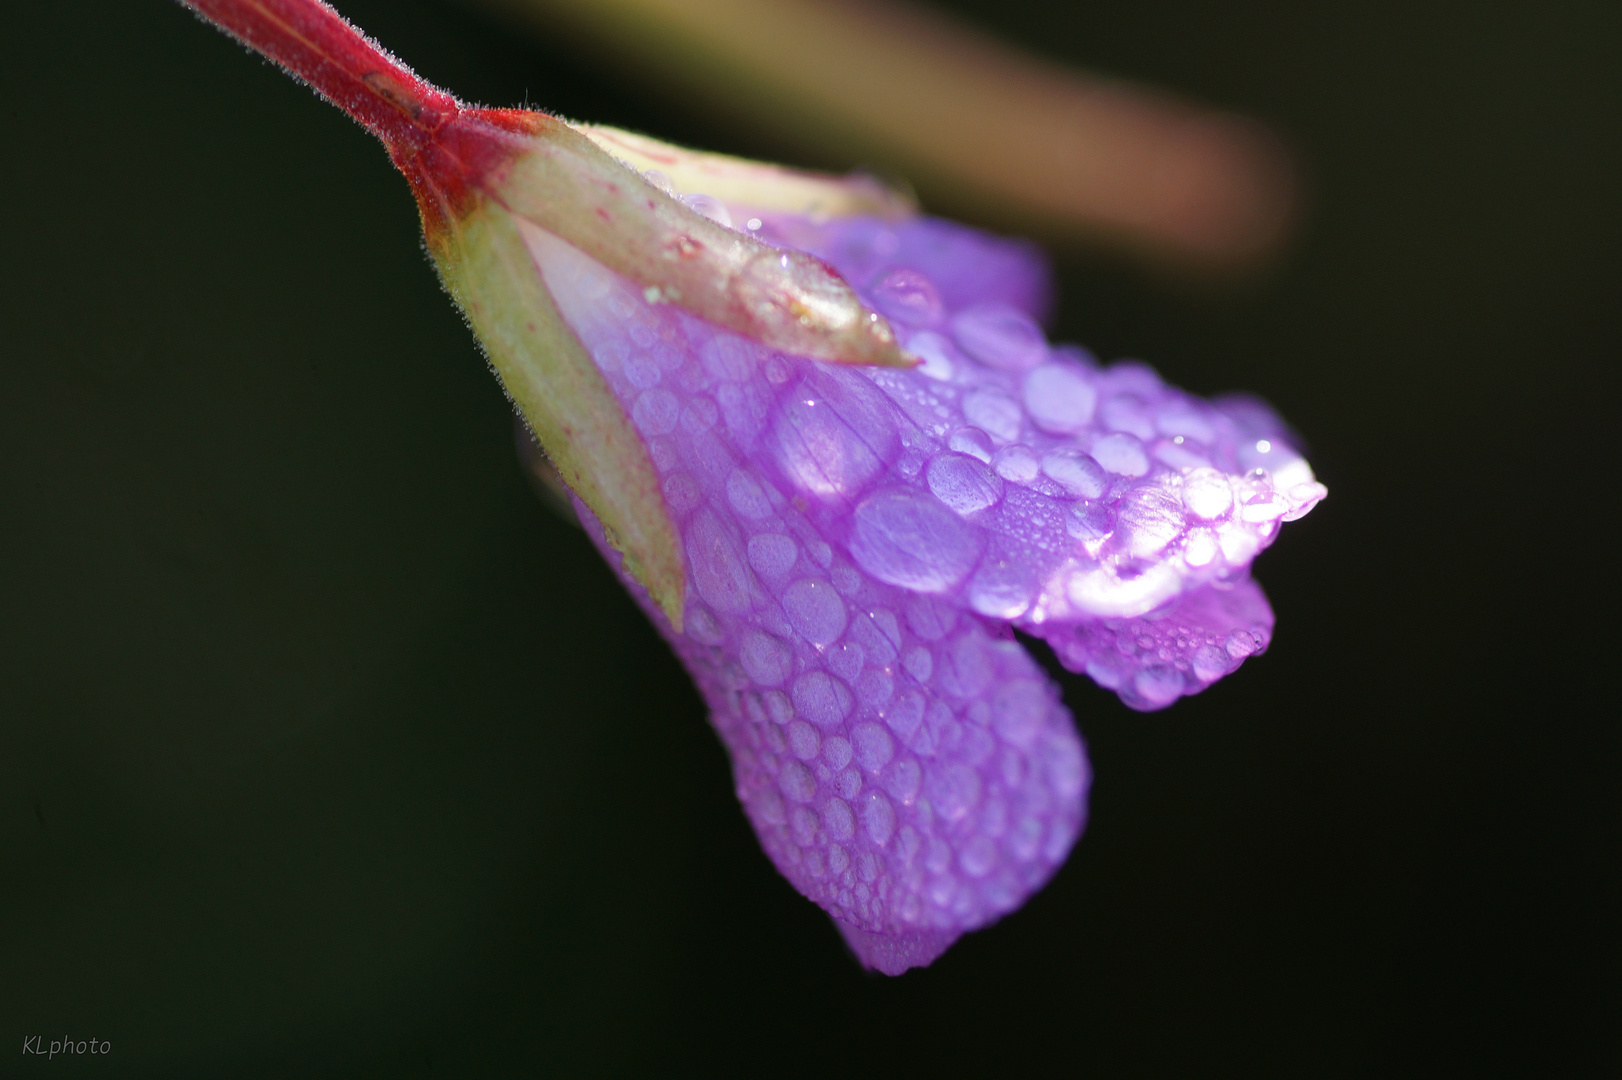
<box><xmin>179</xmin><ymin>0</ymin><xmax>462</xmax><ymax>156</ymax></box>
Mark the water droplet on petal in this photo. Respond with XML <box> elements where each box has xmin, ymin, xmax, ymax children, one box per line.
<box><xmin>787</xmin><ymin>720</ymin><xmax>821</xmax><ymax>760</ymax></box>
<box><xmin>1131</xmin><ymin>665</ymin><xmax>1185</xmax><ymax>709</ymax></box>
<box><xmin>1182</xmin><ymin>467</ymin><xmax>1234</xmax><ymax>520</ymax></box>
<box><xmin>771</xmin><ymin>369</ymin><xmax>899</xmax><ymax>499</ymax></box>
<box><xmin>1225</xmin><ymin>629</ymin><xmax>1261</xmax><ymax>659</ymax></box>
<box><xmin>1040</xmin><ymin>448</ymin><xmax>1108</xmax><ymax>498</ymax></box>
<box><xmin>1099</xmin><ymin>394</ymin><xmax>1155</xmax><ymax>439</ymax></box>
<box><xmin>1041</xmin><ymin>733</ymin><xmax>1089</xmax><ymax>800</ymax></box>
<box><xmin>960</xmin><ymin>836</ymin><xmax>997</xmax><ymax>878</ymax></box>
<box><xmin>792</xmin><ymin>671</ymin><xmax>853</xmax><ymax>727</ymax></box>
<box><xmin>883</xmin><ymin>691</ymin><xmax>925</xmax><ymax>741</ymax></box>
<box><xmin>1009</xmin><ymin>816</ymin><xmax>1043</xmax><ymax>862</ymax></box>
<box><xmin>1283</xmin><ymin>481</ymin><xmax>1328</xmax><ymax>521</ymax></box>
<box><xmin>726</xmin><ymin>469</ymin><xmax>773</xmax><ymax>518</ymax></box>
<box><xmin>1183</xmin><ymin>527</ymin><xmax>1220</xmax><ymax>567</ymax></box>
<box><xmin>632</xmin><ymin>388</ymin><xmax>680</xmax><ymax>435</ymax></box>
<box><xmin>687</xmin><ymin>509</ymin><xmax>753</xmax><ymax>613</ymax></box>
<box><xmin>855</xmin><ymin>665</ymin><xmax>894</xmax><ymax>712</ymax></box>
<box><xmin>992</xmin><ymin>445</ymin><xmax>1040</xmax><ymax>484</ymax></box>
<box><xmin>1066</xmin><ymin>500</ymin><xmax>1115</xmax><ymax>544</ymax></box>
<box><xmin>1153</xmin><ymin>398</ymin><xmax>1216</xmax><ymax>442</ymax></box>
<box><xmin>1114</xmin><ymin>484</ymin><xmax>1187</xmax><ymax>558</ymax></box>
<box><xmin>903</xmin><ymin>646</ymin><xmax>934</xmax><ymax>683</ymax></box>
<box><xmin>792</xmin><ymin>806</ymin><xmax>820</xmax><ymax>846</ymax></box>
<box><xmin>740</xmin><ymin>631</ymin><xmax>792</xmax><ymax>686</ymax></box>
<box><xmin>764</xmin><ymin>690</ymin><xmax>794</xmax><ymax>724</ymax></box>
<box><xmin>1090</xmin><ymin>432</ymin><xmax>1150</xmax><ymax>477</ymax></box>
<box><xmin>884</xmin><ymin>759</ymin><xmax>922</xmax><ymax>804</ymax></box>
<box><xmin>849</xmin><ymin>488</ymin><xmax>983</xmax><ymax>593</ymax></box>
<box><xmin>828</xmin><ymin>640</ymin><xmax>865</xmax><ymax>682</ymax></box>
<box><xmin>947</xmin><ymin>427</ymin><xmax>995</xmax><ymax>463</ymax></box>
<box><xmin>951</xmin><ymin>304</ymin><xmax>1047</xmax><ymax>371</ymax></box>
<box><xmin>939</xmin><ymin>633</ymin><xmax>994</xmax><ymax>699</ymax></box>
<box><xmin>963</xmin><ymin>390</ymin><xmax>1022</xmax><ymax>443</ymax></box>
<box><xmin>925</xmin><ymin>763</ymin><xmax>982</xmax><ymax>822</ymax></box>
<box><xmin>967</xmin><ymin>558</ymin><xmax>1038</xmax><ymax>619</ymax></box>
<box><xmin>1191</xmin><ymin>644</ymin><xmax>1234</xmax><ymax>682</ymax></box>
<box><xmin>991</xmin><ymin>680</ymin><xmax>1048</xmax><ymax>748</ymax></box>
<box><xmin>747</xmin><ymin>532</ymin><xmax>798</xmax><ymax>580</ymax></box>
<box><xmin>1023</xmin><ymin>362</ymin><xmax>1097</xmax><ymax>433</ymax></box>
<box><xmin>852</xmin><ymin>722</ymin><xmax>895</xmax><ymax>772</ymax></box>
<box><xmin>926</xmin><ymin>452</ymin><xmax>1004</xmax><ymax>514</ymax></box>
<box><xmin>869</xmin><ymin>268</ymin><xmax>945</xmax><ymax>327</ymax></box>
<box><xmin>779</xmin><ymin>760</ymin><xmax>817</xmax><ymax>802</ymax></box>
<box><xmin>848</xmin><ymin>607</ymin><xmax>901</xmax><ymax>664</ymax></box>
<box><xmin>784</xmin><ymin>578</ymin><xmax>847</xmax><ymax>645</ymax></box>
<box><xmin>864</xmin><ymin>791</ymin><xmax>897</xmax><ymax>845</ymax></box>
<box><xmin>662</xmin><ymin>472</ymin><xmax>700</xmax><ymax>515</ymax></box>
<box><xmin>623</xmin><ymin>351</ymin><xmax>662</xmax><ymax>389</ymax></box>
<box><xmin>823</xmin><ymin>797</ymin><xmax>856</xmax><ymax>841</ymax></box>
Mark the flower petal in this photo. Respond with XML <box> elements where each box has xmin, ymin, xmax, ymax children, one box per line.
<box><xmin>522</xmin><ymin>171</ymin><xmax>1320</xmax><ymax>968</ymax></box>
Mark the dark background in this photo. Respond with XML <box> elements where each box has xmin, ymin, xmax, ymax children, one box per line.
<box><xmin>2</xmin><ymin>0</ymin><xmax>1617</xmax><ymax>1075</ymax></box>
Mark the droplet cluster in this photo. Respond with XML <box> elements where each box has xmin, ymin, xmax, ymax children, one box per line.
<box><xmin>518</xmin><ymin>189</ymin><xmax>1322</xmax><ymax>972</ymax></box>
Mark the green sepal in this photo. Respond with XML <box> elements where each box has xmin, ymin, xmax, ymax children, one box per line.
<box><xmin>431</xmin><ymin>198</ymin><xmax>686</xmax><ymax>631</ymax></box>
<box><xmin>487</xmin><ymin>121</ymin><xmax>912</xmax><ymax>370</ymax></box>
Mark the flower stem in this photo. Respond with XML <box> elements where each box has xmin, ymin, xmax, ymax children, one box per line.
<box><xmin>181</xmin><ymin>0</ymin><xmax>461</xmax><ymax>155</ymax></box>
<box><xmin>181</xmin><ymin>0</ymin><xmax>551</xmax><ymax>235</ymax></box>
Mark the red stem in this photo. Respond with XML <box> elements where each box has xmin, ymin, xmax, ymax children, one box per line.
<box><xmin>181</xmin><ymin>0</ymin><xmax>550</xmax><ymax>236</ymax></box>
<box><xmin>182</xmin><ymin>0</ymin><xmax>462</xmax><ymax>155</ymax></box>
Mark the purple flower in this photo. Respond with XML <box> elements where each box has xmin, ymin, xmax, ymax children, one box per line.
<box><xmin>521</xmin><ymin>148</ymin><xmax>1323</xmax><ymax>972</ymax></box>
<box><xmin>183</xmin><ymin>0</ymin><xmax>1324</xmax><ymax>975</ymax></box>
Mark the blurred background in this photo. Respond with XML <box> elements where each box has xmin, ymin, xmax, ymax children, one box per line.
<box><xmin>1</xmin><ymin>0</ymin><xmax>1617</xmax><ymax>1074</ymax></box>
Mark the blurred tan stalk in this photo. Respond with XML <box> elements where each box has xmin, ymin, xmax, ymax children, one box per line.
<box><xmin>466</xmin><ymin>0</ymin><xmax>1298</xmax><ymax>270</ymax></box>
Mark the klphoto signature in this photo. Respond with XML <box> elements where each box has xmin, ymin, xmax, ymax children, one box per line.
<box><xmin>21</xmin><ymin>1036</ymin><xmax>111</xmax><ymax>1058</ymax></box>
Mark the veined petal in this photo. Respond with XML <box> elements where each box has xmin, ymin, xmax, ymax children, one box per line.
<box><xmin>513</xmin><ymin>170</ymin><xmax>1321</xmax><ymax>968</ymax></box>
